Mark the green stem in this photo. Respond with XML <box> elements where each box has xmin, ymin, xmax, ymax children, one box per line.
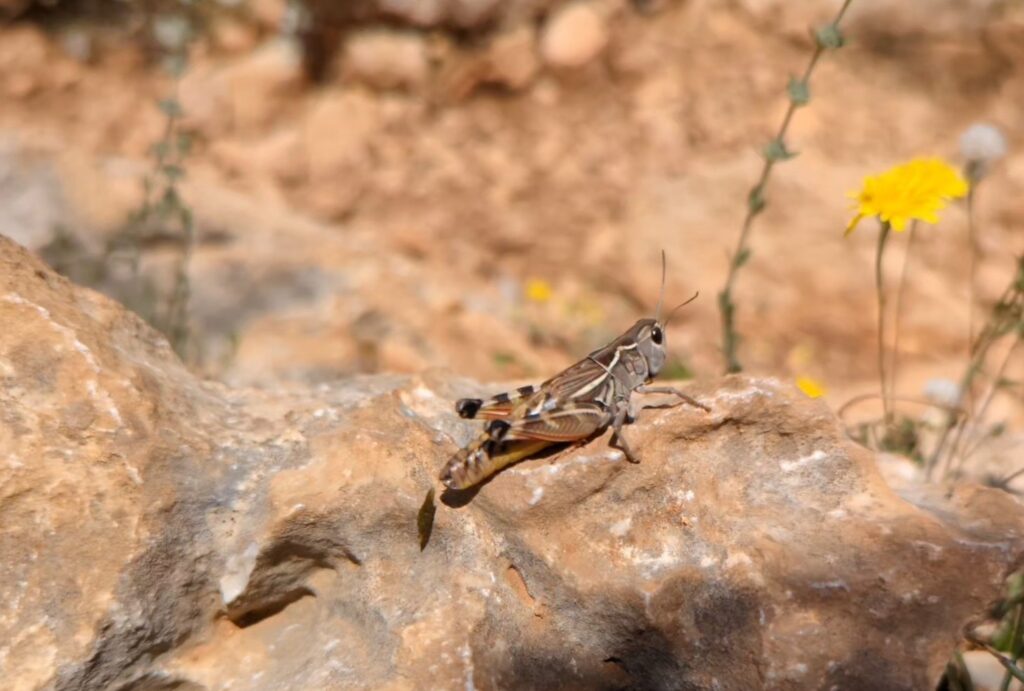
<box><xmin>927</xmin><ymin>262</ymin><xmax>1024</xmax><ymax>480</ymax></box>
<box><xmin>988</xmin><ymin>643</ymin><xmax>1024</xmax><ymax>686</ymax></box>
<box><xmin>1000</xmin><ymin>603</ymin><xmax>1024</xmax><ymax>691</ymax></box>
<box><xmin>890</xmin><ymin>221</ymin><xmax>917</xmax><ymax>410</ymax></box>
<box><xmin>875</xmin><ymin>222</ymin><xmax>892</xmax><ymax>425</ymax></box>
<box><xmin>718</xmin><ymin>0</ymin><xmax>854</xmax><ymax>373</ymax></box>
<box><xmin>954</xmin><ymin>336</ymin><xmax>1021</xmax><ymax>470</ymax></box>
<box><xmin>967</xmin><ymin>185</ymin><xmax>978</xmax><ymax>416</ymax></box>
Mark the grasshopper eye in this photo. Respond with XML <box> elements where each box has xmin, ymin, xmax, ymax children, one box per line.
<box><xmin>651</xmin><ymin>325</ymin><xmax>664</xmax><ymax>345</ymax></box>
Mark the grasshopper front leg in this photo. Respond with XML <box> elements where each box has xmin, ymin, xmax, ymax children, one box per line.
<box><xmin>636</xmin><ymin>385</ymin><xmax>710</xmax><ymax>412</ymax></box>
<box><xmin>609</xmin><ymin>402</ymin><xmax>640</xmax><ymax>464</ymax></box>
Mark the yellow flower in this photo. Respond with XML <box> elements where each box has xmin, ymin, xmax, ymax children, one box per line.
<box><xmin>846</xmin><ymin>157</ymin><xmax>968</xmax><ymax>235</ymax></box>
<box><xmin>796</xmin><ymin>376</ymin><xmax>826</xmax><ymax>399</ymax></box>
<box><xmin>525</xmin><ymin>278</ymin><xmax>553</xmax><ymax>303</ymax></box>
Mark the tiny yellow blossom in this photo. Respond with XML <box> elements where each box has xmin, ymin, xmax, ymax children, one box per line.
<box><xmin>796</xmin><ymin>376</ymin><xmax>826</xmax><ymax>399</ymax></box>
<box><xmin>569</xmin><ymin>297</ymin><xmax>605</xmax><ymax>327</ymax></box>
<box><xmin>525</xmin><ymin>278</ymin><xmax>553</xmax><ymax>303</ymax></box>
<box><xmin>846</xmin><ymin>157</ymin><xmax>968</xmax><ymax>235</ymax></box>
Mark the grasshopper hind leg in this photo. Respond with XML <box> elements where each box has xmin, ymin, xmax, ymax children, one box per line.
<box><xmin>455</xmin><ymin>385</ymin><xmax>540</xmax><ymax>420</ymax></box>
<box><xmin>455</xmin><ymin>398</ymin><xmax>484</xmax><ymax>419</ymax></box>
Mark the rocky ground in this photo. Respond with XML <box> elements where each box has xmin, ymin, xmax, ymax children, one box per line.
<box><xmin>2</xmin><ymin>0</ymin><xmax>1024</xmax><ymax>689</ymax></box>
<box><xmin>2</xmin><ymin>234</ymin><xmax>1023</xmax><ymax>690</ymax></box>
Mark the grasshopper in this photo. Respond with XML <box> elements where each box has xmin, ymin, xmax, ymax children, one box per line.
<box><xmin>439</xmin><ymin>255</ymin><xmax>710</xmax><ymax>491</ymax></box>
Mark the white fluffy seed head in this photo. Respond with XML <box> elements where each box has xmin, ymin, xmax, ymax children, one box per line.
<box><xmin>960</xmin><ymin>123</ymin><xmax>1008</xmax><ymax>181</ymax></box>
<box><xmin>924</xmin><ymin>378</ymin><xmax>961</xmax><ymax>408</ymax></box>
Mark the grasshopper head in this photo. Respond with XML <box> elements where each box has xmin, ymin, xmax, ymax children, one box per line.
<box><xmin>641</xmin><ymin>293</ymin><xmax>698</xmax><ymax>379</ymax></box>
<box><xmin>632</xmin><ymin>318</ymin><xmax>668</xmax><ymax>378</ymax></box>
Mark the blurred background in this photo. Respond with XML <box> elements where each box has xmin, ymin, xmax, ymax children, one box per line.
<box><xmin>1</xmin><ymin>0</ymin><xmax>1023</xmax><ymax>480</ymax></box>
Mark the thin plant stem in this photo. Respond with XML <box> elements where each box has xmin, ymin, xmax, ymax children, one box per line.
<box><xmin>927</xmin><ymin>260</ymin><xmax>1024</xmax><ymax>479</ymax></box>
<box><xmin>1000</xmin><ymin>603</ymin><xmax>1024</xmax><ymax>691</ymax></box>
<box><xmin>890</xmin><ymin>221</ymin><xmax>918</xmax><ymax>408</ymax></box>
<box><xmin>955</xmin><ymin>336</ymin><xmax>1022</xmax><ymax>468</ymax></box>
<box><xmin>166</xmin><ymin>201</ymin><xmax>195</xmax><ymax>358</ymax></box>
<box><xmin>718</xmin><ymin>0</ymin><xmax>854</xmax><ymax>373</ymax></box>
<box><xmin>1001</xmin><ymin>464</ymin><xmax>1024</xmax><ymax>487</ymax></box>
<box><xmin>967</xmin><ymin>185</ymin><xmax>978</xmax><ymax>416</ymax></box>
<box><xmin>875</xmin><ymin>222</ymin><xmax>892</xmax><ymax>425</ymax></box>
<box><xmin>836</xmin><ymin>392</ymin><xmax>962</xmax><ymax>420</ymax></box>
<box><xmin>985</xmin><ymin>644</ymin><xmax>1024</xmax><ymax>685</ymax></box>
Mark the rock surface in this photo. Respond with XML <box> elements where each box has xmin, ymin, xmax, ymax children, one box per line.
<box><xmin>540</xmin><ymin>2</ymin><xmax>610</xmax><ymax>69</ymax></box>
<box><xmin>2</xmin><ymin>234</ymin><xmax>1023</xmax><ymax>690</ymax></box>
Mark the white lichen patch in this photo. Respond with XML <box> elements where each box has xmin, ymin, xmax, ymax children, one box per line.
<box><xmin>911</xmin><ymin>540</ymin><xmax>944</xmax><ymax>560</ymax></box>
<box><xmin>123</xmin><ymin>460</ymin><xmax>143</xmax><ymax>485</ymax></box>
<box><xmin>699</xmin><ymin>554</ymin><xmax>718</xmax><ymax>568</ymax></box>
<box><xmin>411</xmin><ymin>384</ymin><xmax>437</xmax><ymax>401</ymax></box>
<box><xmin>811</xmin><ymin>579</ymin><xmax>849</xmax><ymax>592</ymax></box>
<box><xmin>724</xmin><ymin>551</ymin><xmax>753</xmax><ymax>569</ymax></box>
<box><xmin>671</xmin><ymin>488</ymin><xmax>696</xmax><ymax>504</ymax></box>
<box><xmin>780</xmin><ymin>449</ymin><xmax>828</xmax><ymax>472</ymax></box>
<box><xmin>459</xmin><ymin>643</ymin><xmax>476</xmax><ymax>691</ymax></box>
<box><xmin>710</xmin><ymin>379</ymin><xmax>781</xmax><ymax>407</ymax></box>
<box><xmin>219</xmin><ymin>542</ymin><xmax>260</xmax><ymax>605</ymax></box>
<box><xmin>621</xmin><ymin>536</ymin><xmax>687</xmax><ymax>577</ymax></box>
<box><xmin>609</xmin><ymin>517</ymin><xmax>632</xmax><ymax>537</ymax></box>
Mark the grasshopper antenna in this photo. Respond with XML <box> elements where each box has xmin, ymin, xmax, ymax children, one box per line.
<box><xmin>664</xmin><ymin>291</ymin><xmax>700</xmax><ymax>329</ymax></box>
<box><xmin>655</xmin><ymin>250</ymin><xmax>667</xmax><ymax>322</ymax></box>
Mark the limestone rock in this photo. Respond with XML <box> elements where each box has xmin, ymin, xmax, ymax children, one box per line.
<box><xmin>0</xmin><ymin>137</ymin><xmax>68</xmax><ymax>250</ymax></box>
<box><xmin>1</xmin><ymin>234</ymin><xmax>1023</xmax><ymax>689</ymax></box>
<box><xmin>341</xmin><ymin>29</ymin><xmax>429</xmax><ymax>90</ymax></box>
<box><xmin>376</xmin><ymin>0</ymin><xmax>504</xmax><ymax>28</ymax></box>
<box><xmin>180</xmin><ymin>39</ymin><xmax>304</xmax><ymax>136</ymax></box>
<box><xmin>540</xmin><ymin>2</ymin><xmax>610</xmax><ymax>69</ymax></box>
<box><xmin>302</xmin><ymin>89</ymin><xmax>380</xmax><ymax>179</ymax></box>
<box><xmin>486</xmin><ymin>25</ymin><xmax>541</xmax><ymax>91</ymax></box>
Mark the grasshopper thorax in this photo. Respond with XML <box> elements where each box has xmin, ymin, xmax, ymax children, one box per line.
<box><xmin>626</xmin><ymin>318</ymin><xmax>667</xmax><ymax>380</ymax></box>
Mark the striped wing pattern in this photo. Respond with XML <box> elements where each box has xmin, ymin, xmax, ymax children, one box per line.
<box><xmin>442</xmin><ymin>357</ymin><xmax>620</xmax><ymax>490</ymax></box>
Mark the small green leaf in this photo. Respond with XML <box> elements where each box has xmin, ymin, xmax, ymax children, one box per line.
<box><xmin>814</xmin><ymin>23</ymin><xmax>844</xmax><ymax>50</ymax></box>
<box><xmin>150</xmin><ymin>141</ymin><xmax>171</xmax><ymax>159</ymax></box>
<box><xmin>787</xmin><ymin>77</ymin><xmax>810</xmax><ymax>106</ymax></box>
<box><xmin>157</xmin><ymin>98</ymin><xmax>183</xmax><ymax>118</ymax></box>
<box><xmin>764</xmin><ymin>138</ymin><xmax>798</xmax><ymax>162</ymax></box>
<box><xmin>493</xmin><ymin>351</ymin><xmax>515</xmax><ymax>367</ymax></box>
<box><xmin>176</xmin><ymin>132</ymin><xmax>193</xmax><ymax>155</ymax></box>
<box><xmin>162</xmin><ymin>164</ymin><xmax>185</xmax><ymax>181</ymax></box>
<box><xmin>717</xmin><ymin>290</ymin><xmax>733</xmax><ymax>315</ymax></box>
<box><xmin>734</xmin><ymin>247</ymin><xmax>752</xmax><ymax>268</ymax></box>
<box><xmin>158</xmin><ymin>187</ymin><xmax>184</xmax><ymax>217</ymax></box>
<box><xmin>748</xmin><ymin>185</ymin><xmax>766</xmax><ymax>214</ymax></box>
<box><xmin>162</xmin><ymin>53</ymin><xmax>189</xmax><ymax>78</ymax></box>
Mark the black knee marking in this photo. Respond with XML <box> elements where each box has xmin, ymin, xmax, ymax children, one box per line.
<box><xmin>486</xmin><ymin>419</ymin><xmax>511</xmax><ymax>441</ymax></box>
<box><xmin>456</xmin><ymin>398</ymin><xmax>483</xmax><ymax>419</ymax></box>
